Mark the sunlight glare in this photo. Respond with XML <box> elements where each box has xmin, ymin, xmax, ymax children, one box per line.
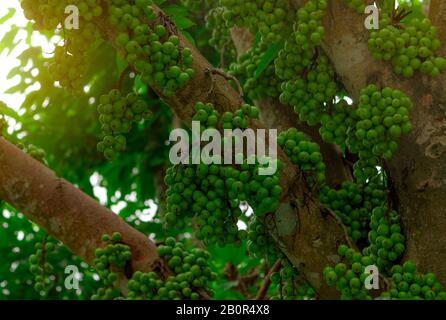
<box><xmin>0</xmin><ymin>1</ymin><xmax>58</xmax><ymax>112</ymax></box>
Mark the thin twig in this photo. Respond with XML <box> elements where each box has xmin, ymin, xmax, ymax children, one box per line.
<box><xmin>118</xmin><ymin>66</ymin><xmax>131</xmax><ymax>91</ymax></box>
<box><xmin>205</xmin><ymin>67</ymin><xmax>244</xmax><ymax>101</ymax></box>
<box><xmin>322</xmin><ymin>206</ymin><xmax>356</xmax><ymax>249</ymax></box>
<box><xmin>380</xmin><ymin>275</ymin><xmax>391</xmax><ymax>293</ymax></box>
<box><xmin>255</xmin><ymin>259</ymin><xmax>282</xmax><ymax>300</ymax></box>
<box><xmin>219</xmin><ymin>39</ymin><xmax>233</xmax><ymax>69</ymax></box>
<box><xmin>220</xmin><ymin>46</ymin><xmax>226</xmax><ymax>69</ymax></box>
<box><xmin>157</xmin><ymin>10</ymin><xmax>178</xmax><ymax>35</ymax></box>
<box><xmin>223</xmin><ymin>263</ymin><xmax>259</xmax><ymax>299</ymax></box>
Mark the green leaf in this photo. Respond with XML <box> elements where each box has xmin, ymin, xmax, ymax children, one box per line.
<box><xmin>377</xmin><ymin>0</ymin><xmax>395</xmax><ymax>14</ymax></box>
<box><xmin>17</xmin><ymin>47</ymin><xmax>42</xmax><ymax>63</ymax></box>
<box><xmin>164</xmin><ymin>5</ymin><xmax>189</xmax><ymax>16</ymax></box>
<box><xmin>25</xmin><ymin>22</ymin><xmax>33</xmax><ymax>45</ymax></box>
<box><xmin>252</xmin><ymin>32</ymin><xmax>262</xmax><ymax>49</ymax></box>
<box><xmin>0</xmin><ymin>25</ymin><xmax>19</xmax><ymax>55</ymax></box>
<box><xmin>400</xmin><ymin>1</ymin><xmax>424</xmax><ymax>22</ymax></box>
<box><xmin>0</xmin><ymin>103</ymin><xmax>20</xmax><ymax>120</ymax></box>
<box><xmin>4</xmin><ymin>81</ymin><xmax>28</xmax><ymax>94</ymax></box>
<box><xmin>254</xmin><ymin>41</ymin><xmax>283</xmax><ymax>79</ymax></box>
<box><xmin>20</xmin><ymin>91</ymin><xmax>40</xmax><ymax>111</ymax></box>
<box><xmin>171</xmin><ymin>15</ymin><xmax>195</xmax><ymax>30</ymax></box>
<box><xmin>0</xmin><ymin>8</ymin><xmax>16</xmax><ymax>24</ymax></box>
<box><xmin>7</xmin><ymin>66</ymin><xmax>21</xmax><ymax>80</ymax></box>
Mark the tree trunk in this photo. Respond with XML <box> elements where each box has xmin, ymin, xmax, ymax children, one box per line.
<box><xmin>321</xmin><ymin>0</ymin><xmax>446</xmax><ymax>284</ymax></box>
<box><xmin>0</xmin><ymin>138</ymin><xmax>162</xmax><ymax>276</ymax></box>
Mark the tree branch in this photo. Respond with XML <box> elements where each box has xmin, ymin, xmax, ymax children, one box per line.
<box><xmin>0</xmin><ymin>138</ymin><xmax>162</xmax><ymax>276</ymax></box>
<box><xmin>256</xmin><ymin>259</ymin><xmax>282</xmax><ymax>300</ymax></box>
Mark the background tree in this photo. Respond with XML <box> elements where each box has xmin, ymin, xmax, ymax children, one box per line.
<box><xmin>0</xmin><ymin>0</ymin><xmax>445</xmax><ymax>300</ymax></box>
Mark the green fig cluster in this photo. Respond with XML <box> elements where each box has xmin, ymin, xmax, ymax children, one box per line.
<box><xmin>324</xmin><ymin>245</ymin><xmax>375</xmax><ymax>300</ymax></box>
<box><xmin>362</xmin><ymin>206</ymin><xmax>405</xmax><ymax>271</ymax></box>
<box><xmin>91</xmin><ymin>232</ymin><xmax>131</xmax><ymax>300</ymax></box>
<box><xmin>271</xmin><ymin>259</ymin><xmax>316</xmax><ymax>300</ymax></box>
<box><xmin>383</xmin><ymin>262</ymin><xmax>446</xmax><ymax>300</ymax></box>
<box><xmin>127</xmin><ymin>237</ymin><xmax>216</xmax><ymax>300</ymax></box>
<box><xmin>319</xmin><ymin>99</ymin><xmax>356</xmax><ymax>146</ymax></box>
<box><xmin>320</xmin><ymin>181</ymin><xmax>387</xmax><ymax>241</ymax></box>
<box><xmin>164</xmin><ymin>102</ymin><xmax>281</xmax><ymax>246</ymax></box>
<box><xmin>96</xmin><ymin>89</ymin><xmax>153</xmax><ymax>160</ymax></box>
<box><xmin>247</xmin><ymin>216</ymin><xmax>278</xmax><ymax>260</ymax></box>
<box><xmin>348</xmin><ymin>85</ymin><xmax>413</xmax><ymax>182</ymax></box>
<box><xmin>279</xmin><ymin>53</ymin><xmax>337</xmax><ymax>126</ymax></box>
<box><xmin>21</xmin><ymin>0</ymin><xmax>102</xmax><ymax>93</ymax></box>
<box><xmin>278</xmin><ymin>128</ymin><xmax>326</xmax><ymax>187</ymax></box>
<box><xmin>219</xmin><ymin>0</ymin><xmax>295</xmax><ymax>43</ymax></box>
<box><xmin>205</xmin><ymin>6</ymin><xmax>236</xmax><ymax>57</ymax></box>
<box><xmin>230</xmin><ymin>41</ymin><xmax>282</xmax><ymax>100</ymax></box>
<box><xmin>109</xmin><ymin>0</ymin><xmax>194</xmax><ymax>97</ymax></box>
<box><xmin>369</xmin><ymin>14</ymin><xmax>446</xmax><ymax>77</ymax></box>
<box><xmin>29</xmin><ymin>238</ymin><xmax>57</xmax><ymax>295</ymax></box>
<box><xmin>17</xmin><ymin>143</ymin><xmax>48</xmax><ymax>165</ymax></box>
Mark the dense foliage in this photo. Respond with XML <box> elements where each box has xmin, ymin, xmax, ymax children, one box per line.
<box><xmin>0</xmin><ymin>0</ymin><xmax>445</xmax><ymax>300</ymax></box>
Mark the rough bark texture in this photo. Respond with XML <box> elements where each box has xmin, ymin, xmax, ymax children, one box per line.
<box><xmin>0</xmin><ymin>138</ymin><xmax>161</xmax><ymax>275</ymax></box>
<box><xmin>430</xmin><ymin>0</ymin><xmax>446</xmax><ymax>49</ymax></box>
<box><xmin>321</xmin><ymin>0</ymin><xmax>446</xmax><ymax>285</ymax></box>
